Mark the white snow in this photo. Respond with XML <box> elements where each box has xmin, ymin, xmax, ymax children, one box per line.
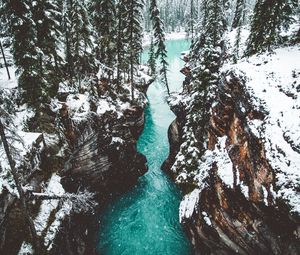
<box><xmin>44</xmin><ymin>200</ymin><xmax>72</xmax><ymax>250</ymax></box>
<box><xmin>53</xmin><ymin>64</ymin><xmax>149</xmax><ymax>124</ymax></box>
<box><xmin>0</xmin><ymin>66</ymin><xmax>17</xmax><ymax>89</ymax></box>
<box><xmin>223</xmin><ymin>44</ymin><xmax>300</xmax><ymax>213</ymax></box>
<box><xmin>20</xmin><ymin>132</ymin><xmax>42</xmax><ymax>154</ymax></box>
<box><xmin>247</xmin><ymin>118</ymin><xmax>263</xmax><ymax>138</ymax></box>
<box><xmin>97</xmin><ymin>99</ymin><xmax>116</xmax><ymax>115</ymax></box>
<box><xmin>58</xmin><ymin>82</ymin><xmax>77</xmax><ymax>94</ymax></box>
<box><xmin>165</xmin><ymin>31</ymin><xmax>188</xmax><ymax>41</ymax></box>
<box><xmin>179</xmin><ymin>188</ymin><xmax>200</xmax><ymax>223</ymax></box>
<box><xmin>34</xmin><ymin>174</ymin><xmax>65</xmax><ymax>235</ymax></box>
<box><xmin>33</xmin><ymin>174</ymin><xmax>73</xmax><ymax>250</ymax></box>
<box><xmin>111</xmin><ymin>137</ymin><xmax>124</xmax><ymax>144</ymax></box>
<box><xmin>136</xmin><ymin>65</ymin><xmax>153</xmax><ymax>85</ymax></box>
<box><xmin>225</xmin><ymin>26</ymin><xmax>250</xmax><ymax>59</ymax></box>
<box><xmin>240</xmin><ymin>184</ymin><xmax>249</xmax><ymax>199</ymax></box>
<box><xmin>202</xmin><ymin>211</ymin><xmax>212</xmax><ymax>226</ymax></box>
<box><xmin>66</xmin><ymin>93</ymin><xmax>90</xmax><ymax>121</ymax></box>
<box><xmin>214</xmin><ymin>137</ymin><xmax>234</xmax><ymax>188</ymax></box>
<box><xmin>18</xmin><ymin>242</ymin><xmax>33</xmax><ymax>255</ymax></box>
<box><xmin>143</xmin><ymin>31</ymin><xmax>188</xmax><ymax>47</ymax></box>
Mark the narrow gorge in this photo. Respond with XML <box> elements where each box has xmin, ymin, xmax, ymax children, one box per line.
<box><xmin>97</xmin><ymin>39</ymin><xmax>192</xmax><ymax>255</ymax></box>
<box><xmin>0</xmin><ymin>1</ymin><xmax>299</xmax><ymax>254</ymax></box>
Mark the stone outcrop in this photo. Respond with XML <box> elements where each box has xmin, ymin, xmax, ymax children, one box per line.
<box><xmin>51</xmin><ymin>91</ymin><xmax>149</xmax><ymax>254</ymax></box>
<box><xmin>164</xmin><ymin>72</ymin><xmax>300</xmax><ymax>254</ymax></box>
<box><xmin>62</xmin><ymin>105</ymin><xmax>147</xmax><ymax>196</ymax></box>
<box><xmin>0</xmin><ymin>77</ymin><xmax>150</xmax><ymax>254</ymax></box>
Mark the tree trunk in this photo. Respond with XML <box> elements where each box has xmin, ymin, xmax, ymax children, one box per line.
<box><xmin>116</xmin><ymin>7</ymin><xmax>123</xmax><ymax>87</ymax></box>
<box><xmin>130</xmin><ymin>53</ymin><xmax>134</xmax><ymax>102</ymax></box>
<box><xmin>0</xmin><ymin>121</ymin><xmax>41</xmax><ymax>254</ymax></box>
<box><xmin>164</xmin><ymin>67</ymin><xmax>170</xmax><ymax>95</ymax></box>
<box><xmin>0</xmin><ymin>40</ymin><xmax>11</xmax><ymax>80</ymax></box>
<box><xmin>232</xmin><ymin>0</ymin><xmax>245</xmax><ymax>29</ymax></box>
<box><xmin>191</xmin><ymin>0</ymin><xmax>194</xmax><ymax>43</ymax></box>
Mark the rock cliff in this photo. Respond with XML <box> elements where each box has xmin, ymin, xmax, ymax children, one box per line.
<box><xmin>0</xmin><ymin>69</ymin><xmax>152</xmax><ymax>254</ymax></box>
<box><xmin>164</xmin><ymin>45</ymin><xmax>300</xmax><ymax>254</ymax></box>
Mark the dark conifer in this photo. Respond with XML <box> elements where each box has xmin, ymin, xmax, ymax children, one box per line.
<box><xmin>4</xmin><ymin>0</ymin><xmax>44</xmax><ymax>106</ymax></box>
<box><xmin>124</xmin><ymin>0</ymin><xmax>144</xmax><ymax>101</ymax></box>
<box><xmin>245</xmin><ymin>0</ymin><xmax>298</xmax><ymax>56</ymax></box>
<box><xmin>33</xmin><ymin>0</ymin><xmax>62</xmax><ymax>97</ymax></box>
<box><xmin>148</xmin><ymin>37</ymin><xmax>156</xmax><ymax>76</ymax></box>
<box><xmin>92</xmin><ymin>0</ymin><xmax>116</xmax><ymax>71</ymax></box>
<box><xmin>63</xmin><ymin>0</ymin><xmax>94</xmax><ymax>86</ymax></box>
<box><xmin>232</xmin><ymin>0</ymin><xmax>245</xmax><ymax>29</ymax></box>
<box><xmin>116</xmin><ymin>0</ymin><xmax>128</xmax><ymax>85</ymax></box>
<box><xmin>150</xmin><ymin>0</ymin><xmax>170</xmax><ymax>94</ymax></box>
<box><xmin>232</xmin><ymin>0</ymin><xmax>245</xmax><ymax>62</ymax></box>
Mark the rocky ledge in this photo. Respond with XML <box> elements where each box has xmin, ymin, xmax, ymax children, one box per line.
<box><xmin>52</xmin><ymin>100</ymin><xmax>148</xmax><ymax>255</ymax></box>
<box><xmin>0</xmin><ymin>67</ymin><xmax>153</xmax><ymax>254</ymax></box>
<box><xmin>164</xmin><ymin>45</ymin><xmax>300</xmax><ymax>254</ymax></box>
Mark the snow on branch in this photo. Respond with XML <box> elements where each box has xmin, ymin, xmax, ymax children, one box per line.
<box><xmin>31</xmin><ymin>189</ymin><xmax>98</xmax><ymax>214</ymax></box>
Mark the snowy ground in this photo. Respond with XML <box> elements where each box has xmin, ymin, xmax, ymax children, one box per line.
<box><xmin>18</xmin><ymin>174</ymin><xmax>72</xmax><ymax>254</ymax></box>
<box><xmin>175</xmin><ymin>23</ymin><xmax>300</xmax><ymax>222</ymax></box>
<box><xmin>51</xmin><ymin>66</ymin><xmax>149</xmax><ymax>124</ymax></box>
<box><xmin>1</xmin><ymin>49</ymin><xmax>151</xmax><ymax>253</ymax></box>
<box><xmin>223</xmin><ymin>44</ymin><xmax>300</xmax><ymax>213</ymax></box>
<box><xmin>0</xmin><ymin>65</ymin><xmax>43</xmax><ymax>195</ymax></box>
<box><xmin>0</xmin><ymin>66</ymin><xmax>17</xmax><ymax>89</ymax></box>
<box><xmin>179</xmin><ymin>44</ymin><xmax>300</xmax><ymax>221</ymax></box>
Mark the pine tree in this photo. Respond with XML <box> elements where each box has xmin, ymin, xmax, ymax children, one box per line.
<box><xmin>32</xmin><ymin>0</ymin><xmax>62</xmax><ymax>98</ymax></box>
<box><xmin>124</xmin><ymin>0</ymin><xmax>144</xmax><ymax>101</ymax></box>
<box><xmin>148</xmin><ymin>37</ymin><xmax>156</xmax><ymax>76</ymax></box>
<box><xmin>92</xmin><ymin>0</ymin><xmax>116</xmax><ymax>71</ymax></box>
<box><xmin>189</xmin><ymin>0</ymin><xmax>196</xmax><ymax>42</ymax></box>
<box><xmin>150</xmin><ymin>0</ymin><xmax>170</xmax><ymax>94</ymax></box>
<box><xmin>245</xmin><ymin>0</ymin><xmax>298</xmax><ymax>56</ymax></box>
<box><xmin>191</xmin><ymin>0</ymin><xmax>225</xmax><ymax>85</ymax></box>
<box><xmin>232</xmin><ymin>0</ymin><xmax>245</xmax><ymax>62</ymax></box>
<box><xmin>116</xmin><ymin>0</ymin><xmax>128</xmax><ymax>85</ymax></box>
<box><xmin>0</xmin><ymin>1</ymin><xmax>11</xmax><ymax>80</ymax></box>
<box><xmin>184</xmin><ymin>0</ymin><xmax>226</xmax><ymax>155</ymax></box>
<box><xmin>1</xmin><ymin>0</ymin><xmax>64</xmax><ymax>106</ymax></box>
<box><xmin>4</xmin><ymin>0</ymin><xmax>44</xmax><ymax>106</ymax></box>
<box><xmin>232</xmin><ymin>0</ymin><xmax>245</xmax><ymax>29</ymax></box>
<box><xmin>63</xmin><ymin>0</ymin><xmax>94</xmax><ymax>86</ymax></box>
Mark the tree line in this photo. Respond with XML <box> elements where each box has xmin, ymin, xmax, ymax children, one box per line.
<box><xmin>0</xmin><ymin>0</ymin><xmax>170</xmax><ymax>108</ymax></box>
<box><xmin>0</xmin><ymin>1</ymin><xmax>170</xmax><ymax>253</ymax></box>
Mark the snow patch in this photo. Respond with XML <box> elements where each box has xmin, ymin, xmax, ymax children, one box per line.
<box><xmin>224</xmin><ymin>44</ymin><xmax>300</xmax><ymax>214</ymax></box>
<box><xmin>179</xmin><ymin>188</ymin><xmax>200</xmax><ymax>223</ymax></box>
<box><xmin>18</xmin><ymin>242</ymin><xmax>33</xmax><ymax>255</ymax></box>
<box><xmin>202</xmin><ymin>211</ymin><xmax>212</xmax><ymax>226</ymax></box>
<box><xmin>143</xmin><ymin>31</ymin><xmax>188</xmax><ymax>47</ymax></box>
<box><xmin>34</xmin><ymin>174</ymin><xmax>65</xmax><ymax>235</ymax></box>
<box><xmin>215</xmin><ymin>137</ymin><xmax>234</xmax><ymax>188</ymax></box>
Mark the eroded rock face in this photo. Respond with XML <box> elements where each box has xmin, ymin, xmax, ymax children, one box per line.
<box><xmin>49</xmin><ymin>105</ymin><xmax>148</xmax><ymax>255</ymax></box>
<box><xmin>62</xmin><ymin>106</ymin><xmax>147</xmax><ymax>196</ymax></box>
<box><xmin>164</xmin><ymin>73</ymin><xmax>300</xmax><ymax>254</ymax></box>
<box><xmin>161</xmin><ymin>119</ymin><xmax>181</xmax><ymax>176</ymax></box>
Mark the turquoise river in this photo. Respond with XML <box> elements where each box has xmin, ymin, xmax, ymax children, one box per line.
<box><xmin>97</xmin><ymin>39</ymin><xmax>193</xmax><ymax>255</ymax></box>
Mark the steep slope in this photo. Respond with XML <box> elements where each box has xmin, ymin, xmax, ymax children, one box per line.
<box><xmin>164</xmin><ymin>39</ymin><xmax>300</xmax><ymax>254</ymax></box>
<box><xmin>0</xmin><ymin>64</ymin><xmax>152</xmax><ymax>254</ymax></box>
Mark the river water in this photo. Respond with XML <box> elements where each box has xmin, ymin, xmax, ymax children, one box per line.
<box><xmin>97</xmin><ymin>39</ymin><xmax>192</xmax><ymax>255</ymax></box>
